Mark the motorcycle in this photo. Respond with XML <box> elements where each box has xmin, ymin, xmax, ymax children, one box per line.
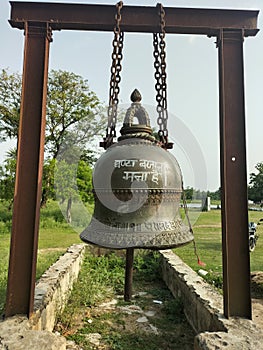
<box><xmin>249</xmin><ymin>219</ymin><xmax>263</xmax><ymax>252</ymax></box>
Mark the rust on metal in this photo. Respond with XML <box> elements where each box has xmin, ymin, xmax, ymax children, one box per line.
<box><xmin>9</xmin><ymin>2</ymin><xmax>259</xmax><ymax>36</ymax></box>
<box><xmin>217</xmin><ymin>29</ymin><xmax>251</xmax><ymax>318</ymax></box>
<box><xmin>103</xmin><ymin>0</ymin><xmax>124</xmax><ymax>149</ymax></box>
<box><xmin>5</xmin><ymin>22</ymin><xmax>51</xmax><ymax>318</ymax></box>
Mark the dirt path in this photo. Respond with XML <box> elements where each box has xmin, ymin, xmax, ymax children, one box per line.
<box><xmin>252</xmin><ymin>298</ymin><xmax>263</xmax><ymax>329</ymax></box>
<box><xmin>251</xmin><ymin>272</ymin><xmax>263</xmax><ymax>330</ymax></box>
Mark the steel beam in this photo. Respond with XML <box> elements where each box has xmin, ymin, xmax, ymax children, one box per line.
<box><xmin>218</xmin><ymin>29</ymin><xmax>251</xmax><ymax>318</ymax></box>
<box><xmin>9</xmin><ymin>2</ymin><xmax>259</xmax><ymax>36</ymax></box>
<box><xmin>5</xmin><ymin>23</ymin><xmax>51</xmax><ymax>318</ymax></box>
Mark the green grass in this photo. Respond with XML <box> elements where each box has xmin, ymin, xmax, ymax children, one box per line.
<box><xmin>56</xmin><ymin>252</ymin><xmax>125</xmax><ymax>331</ymax></box>
<box><xmin>0</xmin><ymin>200</ymin><xmax>91</xmax><ymax>314</ymax></box>
<box><xmin>193</xmin><ymin>209</ymin><xmax>222</xmax><ymax>226</ymax></box>
<box><xmin>56</xmin><ymin>250</ymin><xmax>194</xmax><ymax>350</ymax></box>
<box><xmin>174</xmin><ymin>209</ymin><xmax>263</xmax><ymax>289</ymax></box>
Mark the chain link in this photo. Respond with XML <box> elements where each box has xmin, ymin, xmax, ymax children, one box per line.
<box><xmin>104</xmin><ymin>1</ymin><xmax>124</xmax><ymax>148</ymax></box>
<box><xmin>153</xmin><ymin>3</ymin><xmax>170</xmax><ymax>148</ymax></box>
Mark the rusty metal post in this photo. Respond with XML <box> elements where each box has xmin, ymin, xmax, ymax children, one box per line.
<box><xmin>9</xmin><ymin>2</ymin><xmax>259</xmax><ymax>37</ymax></box>
<box><xmin>124</xmin><ymin>248</ymin><xmax>134</xmax><ymax>301</ymax></box>
<box><xmin>5</xmin><ymin>23</ymin><xmax>51</xmax><ymax>318</ymax></box>
<box><xmin>217</xmin><ymin>29</ymin><xmax>251</xmax><ymax>318</ymax></box>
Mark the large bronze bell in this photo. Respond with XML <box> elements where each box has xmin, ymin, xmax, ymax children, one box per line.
<box><xmin>80</xmin><ymin>90</ymin><xmax>193</xmax><ymax>249</ymax></box>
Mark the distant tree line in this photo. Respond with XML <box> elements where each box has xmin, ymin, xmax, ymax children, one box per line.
<box><xmin>184</xmin><ymin>160</ymin><xmax>263</xmax><ymax>205</ymax></box>
<box><xmin>183</xmin><ymin>187</ymin><xmax>221</xmax><ymax>201</ymax></box>
<box><xmin>248</xmin><ymin>162</ymin><xmax>263</xmax><ymax>205</ymax></box>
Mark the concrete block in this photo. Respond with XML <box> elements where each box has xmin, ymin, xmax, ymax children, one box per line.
<box><xmin>160</xmin><ymin>249</ymin><xmax>263</xmax><ymax>350</ymax></box>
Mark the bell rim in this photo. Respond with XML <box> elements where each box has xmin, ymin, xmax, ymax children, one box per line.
<box><xmin>80</xmin><ymin>217</ymin><xmax>194</xmax><ymax>250</ymax></box>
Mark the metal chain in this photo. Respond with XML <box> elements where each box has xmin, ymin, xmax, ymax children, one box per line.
<box><xmin>104</xmin><ymin>1</ymin><xmax>124</xmax><ymax>148</ymax></box>
<box><xmin>153</xmin><ymin>3</ymin><xmax>169</xmax><ymax>148</ymax></box>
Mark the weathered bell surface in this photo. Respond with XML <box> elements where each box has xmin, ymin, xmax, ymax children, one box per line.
<box><xmin>80</xmin><ymin>89</ymin><xmax>194</xmax><ymax>249</ymax></box>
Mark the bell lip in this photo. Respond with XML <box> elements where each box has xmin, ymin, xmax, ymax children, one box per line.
<box><xmin>79</xmin><ymin>237</ymin><xmax>193</xmax><ymax>250</ymax></box>
<box><xmin>80</xmin><ymin>217</ymin><xmax>194</xmax><ymax>250</ymax></box>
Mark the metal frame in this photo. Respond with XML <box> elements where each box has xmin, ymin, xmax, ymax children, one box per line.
<box><xmin>5</xmin><ymin>2</ymin><xmax>259</xmax><ymax>319</ymax></box>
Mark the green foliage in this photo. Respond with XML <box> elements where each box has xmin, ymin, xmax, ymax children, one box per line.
<box><xmin>133</xmin><ymin>250</ymin><xmax>161</xmax><ymax>282</ymax></box>
<box><xmin>46</xmin><ymin>69</ymin><xmax>104</xmax><ymax>159</ymax></box>
<box><xmin>183</xmin><ymin>187</ymin><xmax>221</xmax><ymax>203</ymax></box>
<box><xmin>57</xmin><ymin>252</ymin><xmax>125</xmax><ymax>330</ymax></box>
<box><xmin>54</xmin><ymin>157</ymin><xmax>93</xmax><ymax>223</ymax></box>
<box><xmin>51</xmin><ymin>134</ymin><xmax>96</xmax><ymax>221</ymax></box>
<box><xmin>162</xmin><ymin>297</ymin><xmax>185</xmax><ymax>322</ymax></box>
<box><xmin>40</xmin><ymin>200</ymin><xmax>66</xmax><ymax>227</ymax></box>
<box><xmin>203</xmin><ymin>272</ymin><xmax>223</xmax><ymax>290</ymax></box>
<box><xmin>0</xmin><ymin>155</ymin><xmax>16</xmax><ymax>203</ymax></box>
<box><xmin>0</xmin><ymin>215</ymin><xmax>14</xmax><ymax>313</ymax></box>
<box><xmin>0</xmin><ymin>69</ymin><xmax>21</xmax><ymax>142</ymax></box>
<box><xmin>0</xmin><ymin>68</ymin><xmax>103</xmax><ymax>205</ymax></box>
<box><xmin>248</xmin><ymin>162</ymin><xmax>263</xmax><ymax>204</ymax></box>
<box><xmin>76</xmin><ymin>160</ymin><xmax>93</xmax><ymax>203</ymax></box>
<box><xmin>0</xmin><ymin>154</ymin><xmax>93</xmax><ymax>210</ymax></box>
<box><xmin>184</xmin><ymin>186</ymin><xmax>194</xmax><ymax>200</ymax></box>
<box><xmin>0</xmin><ymin>68</ymin><xmax>105</xmax><ymax>153</ymax></box>
<box><xmin>41</xmin><ymin>158</ymin><xmax>56</xmax><ymax>206</ymax></box>
<box><xmin>55</xmin><ymin>159</ymin><xmax>79</xmax><ymax>204</ymax></box>
<box><xmin>207</xmin><ymin>187</ymin><xmax>221</xmax><ymax>201</ymax></box>
<box><xmin>0</xmin><ymin>200</ymin><xmax>12</xmax><ymax>224</ymax></box>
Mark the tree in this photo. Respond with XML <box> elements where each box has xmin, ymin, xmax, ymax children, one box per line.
<box><xmin>248</xmin><ymin>162</ymin><xmax>263</xmax><ymax>204</ymax></box>
<box><xmin>41</xmin><ymin>158</ymin><xmax>56</xmax><ymax>207</ymax></box>
<box><xmin>54</xmin><ymin>158</ymin><xmax>92</xmax><ymax>223</ymax></box>
<box><xmin>207</xmin><ymin>187</ymin><xmax>221</xmax><ymax>201</ymax></box>
<box><xmin>0</xmin><ymin>69</ymin><xmax>104</xmax><ymax>211</ymax></box>
<box><xmin>184</xmin><ymin>187</ymin><xmax>194</xmax><ymax>200</ymax></box>
<box><xmin>0</xmin><ymin>69</ymin><xmax>21</xmax><ymax>142</ymax></box>
<box><xmin>45</xmin><ymin>69</ymin><xmax>105</xmax><ymax>158</ymax></box>
<box><xmin>76</xmin><ymin>160</ymin><xmax>93</xmax><ymax>204</ymax></box>
<box><xmin>0</xmin><ymin>69</ymin><xmax>105</xmax><ymax>150</ymax></box>
<box><xmin>0</xmin><ymin>149</ymin><xmax>17</xmax><ymax>205</ymax></box>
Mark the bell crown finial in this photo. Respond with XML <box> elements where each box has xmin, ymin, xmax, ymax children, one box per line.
<box><xmin>130</xmin><ymin>89</ymin><xmax>142</xmax><ymax>103</ymax></box>
<box><xmin>123</xmin><ymin>89</ymin><xmax>150</xmax><ymax>127</ymax></box>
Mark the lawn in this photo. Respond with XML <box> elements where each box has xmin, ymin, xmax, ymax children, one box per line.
<box><xmin>0</xmin><ymin>200</ymin><xmax>262</xmax><ymax>313</ymax></box>
<box><xmin>0</xmin><ymin>200</ymin><xmax>85</xmax><ymax>313</ymax></box>
<box><xmin>174</xmin><ymin>208</ymin><xmax>263</xmax><ymax>288</ymax></box>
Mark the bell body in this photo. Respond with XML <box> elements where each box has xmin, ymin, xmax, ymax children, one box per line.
<box><xmin>80</xmin><ymin>128</ymin><xmax>193</xmax><ymax>249</ymax></box>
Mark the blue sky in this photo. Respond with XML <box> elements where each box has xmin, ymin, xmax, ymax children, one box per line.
<box><xmin>0</xmin><ymin>0</ymin><xmax>263</xmax><ymax>191</ymax></box>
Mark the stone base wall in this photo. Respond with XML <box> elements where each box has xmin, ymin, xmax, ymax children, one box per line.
<box><xmin>1</xmin><ymin>244</ymin><xmax>263</xmax><ymax>349</ymax></box>
<box><xmin>0</xmin><ymin>244</ymin><xmax>86</xmax><ymax>350</ymax></box>
<box><xmin>160</xmin><ymin>249</ymin><xmax>263</xmax><ymax>350</ymax></box>
<box><xmin>31</xmin><ymin>244</ymin><xmax>86</xmax><ymax>331</ymax></box>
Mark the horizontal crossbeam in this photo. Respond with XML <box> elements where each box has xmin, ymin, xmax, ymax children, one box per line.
<box><xmin>10</xmin><ymin>2</ymin><xmax>259</xmax><ymax>36</ymax></box>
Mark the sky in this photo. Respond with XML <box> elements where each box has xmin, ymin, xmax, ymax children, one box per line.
<box><xmin>0</xmin><ymin>0</ymin><xmax>263</xmax><ymax>191</ymax></box>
